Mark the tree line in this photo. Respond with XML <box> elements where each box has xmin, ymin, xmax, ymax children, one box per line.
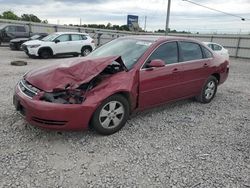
<box><xmin>0</xmin><ymin>10</ymin><xmax>190</xmax><ymax>33</ymax></box>
<box><xmin>0</xmin><ymin>11</ymin><xmax>48</xmax><ymax>23</ymax></box>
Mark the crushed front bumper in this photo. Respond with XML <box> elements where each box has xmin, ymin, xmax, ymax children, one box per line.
<box><xmin>13</xmin><ymin>83</ymin><xmax>96</xmax><ymax>131</ymax></box>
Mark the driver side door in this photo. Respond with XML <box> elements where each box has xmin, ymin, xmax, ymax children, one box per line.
<box><xmin>138</xmin><ymin>41</ymin><xmax>184</xmax><ymax>109</ymax></box>
<box><xmin>52</xmin><ymin>34</ymin><xmax>71</xmax><ymax>54</ymax></box>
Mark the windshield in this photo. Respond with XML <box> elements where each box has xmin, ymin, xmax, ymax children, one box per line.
<box><xmin>41</xmin><ymin>33</ymin><xmax>59</xmax><ymax>42</ymax></box>
<box><xmin>89</xmin><ymin>38</ymin><xmax>152</xmax><ymax>69</ymax></box>
<box><xmin>0</xmin><ymin>24</ymin><xmax>7</xmax><ymax>30</ymax></box>
<box><xmin>30</xmin><ymin>35</ymin><xmax>41</xmax><ymax>40</ymax></box>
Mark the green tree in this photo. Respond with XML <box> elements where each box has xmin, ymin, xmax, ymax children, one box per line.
<box><xmin>1</xmin><ymin>11</ymin><xmax>19</xmax><ymax>20</ymax></box>
<box><xmin>21</xmin><ymin>14</ymin><xmax>41</xmax><ymax>22</ymax></box>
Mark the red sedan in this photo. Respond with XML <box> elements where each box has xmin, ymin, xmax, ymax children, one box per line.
<box><xmin>13</xmin><ymin>36</ymin><xmax>229</xmax><ymax>135</ymax></box>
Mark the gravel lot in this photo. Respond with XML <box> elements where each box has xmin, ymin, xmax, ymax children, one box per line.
<box><xmin>0</xmin><ymin>46</ymin><xmax>249</xmax><ymax>188</ymax></box>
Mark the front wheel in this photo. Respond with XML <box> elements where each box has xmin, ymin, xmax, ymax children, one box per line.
<box><xmin>91</xmin><ymin>95</ymin><xmax>129</xmax><ymax>135</ymax></box>
<box><xmin>196</xmin><ymin>76</ymin><xmax>218</xmax><ymax>103</ymax></box>
<box><xmin>39</xmin><ymin>49</ymin><xmax>52</xmax><ymax>59</ymax></box>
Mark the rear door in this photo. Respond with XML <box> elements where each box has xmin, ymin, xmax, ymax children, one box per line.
<box><xmin>139</xmin><ymin>41</ymin><xmax>184</xmax><ymax>109</ymax></box>
<box><xmin>177</xmin><ymin>41</ymin><xmax>213</xmax><ymax>97</ymax></box>
<box><xmin>70</xmin><ymin>34</ymin><xmax>87</xmax><ymax>53</ymax></box>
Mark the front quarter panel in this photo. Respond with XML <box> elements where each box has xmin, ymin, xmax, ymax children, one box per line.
<box><xmin>84</xmin><ymin>69</ymin><xmax>139</xmax><ymax>112</ymax></box>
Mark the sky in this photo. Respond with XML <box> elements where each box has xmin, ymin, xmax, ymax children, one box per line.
<box><xmin>0</xmin><ymin>0</ymin><xmax>250</xmax><ymax>34</ymax></box>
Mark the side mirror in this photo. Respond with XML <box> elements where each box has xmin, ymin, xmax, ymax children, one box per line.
<box><xmin>54</xmin><ymin>39</ymin><xmax>60</xmax><ymax>43</ymax></box>
<box><xmin>147</xmin><ymin>59</ymin><xmax>165</xmax><ymax>68</ymax></box>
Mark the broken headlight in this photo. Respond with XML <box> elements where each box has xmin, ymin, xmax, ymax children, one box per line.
<box><xmin>40</xmin><ymin>90</ymin><xmax>85</xmax><ymax>104</ymax></box>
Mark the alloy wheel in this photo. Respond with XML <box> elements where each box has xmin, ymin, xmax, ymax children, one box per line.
<box><xmin>99</xmin><ymin>101</ymin><xmax>125</xmax><ymax>129</ymax></box>
<box><xmin>205</xmin><ymin>80</ymin><xmax>216</xmax><ymax>100</ymax></box>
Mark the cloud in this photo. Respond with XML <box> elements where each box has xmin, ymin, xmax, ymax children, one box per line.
<box><xmin>0</xmin><ymin>0</ymin><xmax>249</xmax><ymax>33</ymax></box>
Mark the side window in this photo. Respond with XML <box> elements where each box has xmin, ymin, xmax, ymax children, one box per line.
<box><xmin>179</xmin><ymin>41</ymin><xmax>203</xmax><ymax>61</ymax></box>
<box><xmin>6</xmin><ymin>26</ymin><xmax>15</xmax><ymax>32</ymax></box>
<box><xmin>81</xmin><ymin>35</ymin><xmax>87</xmax><ymax>40</ymax></box>
<box><xmin>71</xmin><ymin>34</ymin><xmax>82</xmax><ymax>41</ymax></box>
<box><xmin>16</xmin><ymin>26</ymin><xmax>25</xmax><ymax>32</ymax></box>
<box><xmin>147</xmin><ymin>42</ymin><xmax>178</xmax><ymax>65</ymax></box>
<box><xmin>207</xmin><ymin>43</ymin><xmax>213</xmax><ymax>50</ymax></box>
<box><xmin>213</xmin><ymin>44</ymin><xmax>222</xmax><ymax>51</ymax></box>
<box><xmin>202</xmin><ymin>46</ymin><xmax>213</xmax><ymax>58</ymax></box>
<box><xmin>55</xmin><ymin>34</ymin><xmax>70</xmax><ymax>42</ymax></box>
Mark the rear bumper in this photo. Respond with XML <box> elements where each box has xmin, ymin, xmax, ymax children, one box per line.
<box><xmin>13</xmin><ymin>84</ymin><xmax>96</xmax><ymax>131</ymax></box>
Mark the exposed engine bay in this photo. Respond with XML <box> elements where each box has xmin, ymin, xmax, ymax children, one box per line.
<box><xmin>39</xmin><ymin>61</ymin><xmax>124</xmax><ymax>104</ymax></box>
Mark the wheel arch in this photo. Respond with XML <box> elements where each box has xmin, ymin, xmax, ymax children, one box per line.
<box><xmin>88</xmin><ymin>90</ymin><xmax>133</xmax><ymax>128</ymax></box>
<box><xmin>81</xmin><ymin>45</ymin><xmax>93</xmax><ymax>51</ymax></box>
<box><xmin>211</xmin><ymin>73</ymin><xmax>220</xmax><ymax>83</ymax></box>
<box><xmin>38</xmin><ymin>46</ymin><xmax>54</xmax><ymax>56</ymax></box>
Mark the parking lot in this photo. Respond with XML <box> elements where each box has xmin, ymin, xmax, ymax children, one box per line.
<box><xmin>0</xmin><ymin>46</ymin><xmax>249</xmax><ymax>187</ymax></box>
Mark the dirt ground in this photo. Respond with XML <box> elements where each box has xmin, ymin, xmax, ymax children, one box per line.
<box><xmin>0</xmin><ymin>46</ymin><xmax>249</xmax><ymax>188</ymax></box>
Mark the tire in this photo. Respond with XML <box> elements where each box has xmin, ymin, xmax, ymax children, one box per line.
<box><xmin>16</xmin><ymin>44</ymin><xmax>21</xmax><ymax>50</ymax></box>
<box><xmin>196</xmin><ymin>75</ymin><xmax>218</xmax><ymax>103</ymax></box>
<box><xmin>81</xmin><ymin>46</ymin><xmax>92</xmax><ymax>56</ymax></box>
<box><xmin>91</xmin><ymin>94</ymin><xmax>130</xmax><ymax>135</ymax></box>
<box><xmin>39</xmin><ymin>49</ymin><xmax>52</xmax><ymax>59</ymax></box>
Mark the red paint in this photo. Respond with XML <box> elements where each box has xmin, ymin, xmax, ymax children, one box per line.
<box><xmin>13</xmin><ymin>36</ymin><xmax>229</xmax><ymax>131</ymax></box>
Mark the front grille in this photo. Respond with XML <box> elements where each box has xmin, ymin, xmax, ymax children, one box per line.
<box><xmin>32</xmin><ymin>117</ymin><xmax>67</xmax><ymax>126</ymax></box>
<box><xmin>18</xmin><ymin>79</ymin><xmax>40</xmax><ymax>98</ymax></box>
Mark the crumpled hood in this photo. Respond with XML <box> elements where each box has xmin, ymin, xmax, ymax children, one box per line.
<box><xmin>25</xmin><ymin>56</ymin><xmax>125</xmax><ymax>92</ymax></box>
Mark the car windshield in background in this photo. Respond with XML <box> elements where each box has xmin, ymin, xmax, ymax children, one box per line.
<box><xmin>41</xmin><ymin>33</ymin><xmax>59</xmax><ymax>42</ymax></box>
<box><xmin>0</xmin><ymin>24</ymin><xmax>7</xmax><ymax>30</ymax></box>
<box><xmin>30</xmin><ymin>35</ymin><xmax>41</xmax><ymax>40</ymax></box>
<box><xmin>89</xmin><ymin>38</ymin><xmax>152</xmax><ymax>69</ymax></box>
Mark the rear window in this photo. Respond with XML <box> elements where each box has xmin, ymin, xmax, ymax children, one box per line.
<box><xmin>179</xmin><ymin>41</ymin><xmax>203</xmax><ymax>61</ymax></box>
<box><xmin>81</xmin><ymin>35</ymin><xmax>87</xmax><ymax>40</ymax></box>
<box><xmin>16</xmin><ymin>26</ymin><xmax>26</xmax><ymax>32</ymax></box>
<box><xmin>213</xmin><ymin>44</ymin><xmax>222</xmax><ymax>51</ymax></box>
<box><xmin>202</xmin><ymin>46</ymin><xmax>213</xmax><ymax>58</ymax></box>
<box><xmin>71</xmin><ymin>34</ymin><xmax>82</xmax><ymax>41</ymax></box>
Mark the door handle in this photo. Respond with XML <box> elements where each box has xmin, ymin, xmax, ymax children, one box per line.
<box><xmin>172</xmin><ymin>68</ymin><xmax>179</xmax><ymax>73</ymax></box>
<box><xmin>203</xmin><ymin>63</ymin><xmax>209</xmax><ymax>67</ymax></box>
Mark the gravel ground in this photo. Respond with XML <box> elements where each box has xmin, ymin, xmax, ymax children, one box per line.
<box><xmin>0</xmin><ymin>47</ymin><xmax>249</xmax><ymax>188</ymax></box>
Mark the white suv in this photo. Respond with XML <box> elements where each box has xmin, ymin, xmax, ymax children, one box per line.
<box><xmin>22</xmin><ymin>32</ymin><xmax>95</xmax><ymax>58</ymax></box>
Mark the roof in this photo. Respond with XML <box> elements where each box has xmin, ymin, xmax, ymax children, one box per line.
<box><xmin>54</xmin><ymin>32</ymin><xmax>88</xmax><ymax>35</ymax></box>
<box><xmin>121</xmin><ymin>35</ymin><xmax>198</xmax><ymax>43</ymax></box>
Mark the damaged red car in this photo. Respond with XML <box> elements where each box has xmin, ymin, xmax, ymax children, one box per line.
<box><xmin>13</xmin><ymin>36</ymin><xmax>229</xmax><ymax>135</ymax></box>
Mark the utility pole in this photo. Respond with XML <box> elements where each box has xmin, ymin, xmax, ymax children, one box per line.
<box><xmin>144</xmin><ymin>16</ymin><xmax>147</xmax><ymax>32</ymax></box>
<box><xmin>165</xmin><ymin>0</ymin><xmax>171</xmax><ymax>35</ymax></box>
<box><xmin>80</xmin><ymin>18</ymin><xmax>82</xmax><ymax>26</ymax></box>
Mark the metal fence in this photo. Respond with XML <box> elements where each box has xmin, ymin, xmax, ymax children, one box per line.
<box><xmin>1</xmin><ymin>18</ymin><xmax>250</xmax><ymax>58</ymax></box>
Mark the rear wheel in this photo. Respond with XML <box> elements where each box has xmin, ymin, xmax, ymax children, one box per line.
<box><xmin>91</xmin><ymin>95</ymin><xmax>129</xmax><ymax>135</ymax></box>
<box><xmin>196</xmin><ymin>76</ymin><xmax>218</xmax><ymax>103</ymax></box>
<box><xmin>39</xmin><ymin>49</ymin><xmax>52</xmax><ymax>59</ymax></box>
<box><xmin>81</xmin><ymin>46</ymin><xmax>92</xmax><ymax>56</ymax></box>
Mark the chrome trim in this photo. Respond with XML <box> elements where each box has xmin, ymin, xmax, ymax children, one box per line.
<box><xmin>140</xmin><ymin>40</ymin><xmax>213</xmax><ymax>71</ymax></box>
<box><xmin>20</xmin><ymin>80</ymin><xmax>38</xmax><ymax>95</ymax></box>
<box><xmin>18</xmin><ymin>80</ymin><xmax>38</xmax><ymax>99</ymax></box>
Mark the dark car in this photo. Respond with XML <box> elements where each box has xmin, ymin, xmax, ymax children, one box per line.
<box><xmin>0</xmin><ymin>24</ymin><xmax>30</xmax><ymax>45</ymax></box>
<box><xmin>10</xmin><ymin>33</ymin><xmax>48</xmax><ymax>50</ymax></box>
<box><xmin>13</xmin><ymin>36</ymin><xmax>229</xmax><ymax>135</ymax></box>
